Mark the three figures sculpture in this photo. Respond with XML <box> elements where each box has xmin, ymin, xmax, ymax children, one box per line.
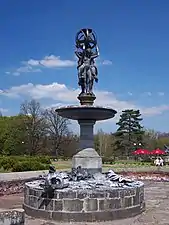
<box><xmin>75</xmin><ymin>28</ymin><xmax>99</xmax><ymax>96</ymax></box>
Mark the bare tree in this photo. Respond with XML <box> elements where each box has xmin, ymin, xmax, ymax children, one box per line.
<box><xmin>20</xmin><ymin>99</ymin><xmax>46</xmax><ymax>155</ymax></box>
<box><xmin>43</xmin><ymin>109</ymin><xmax>71</xmax><ymax>156</ymax></box>
<box><xmin>96</xmin><ymin>129</ymin><xmax>115</xmax><ymax>157</ymax></box>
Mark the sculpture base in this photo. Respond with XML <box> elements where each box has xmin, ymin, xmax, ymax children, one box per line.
<box><xmin>72</xmin><ymin>148</ymin><xmax>102</xmax><ymax>175</ymax></box>
<box><xmin>77</xmin><ymin>94</ymin><xmax>96</xmax><ymax>106</ymax></box>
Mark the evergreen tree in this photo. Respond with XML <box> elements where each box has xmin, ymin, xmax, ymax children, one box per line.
<box><xmin>114</xmin><ymin>109</ymin><xmax>144</xmax><ymax>157</ymax></box>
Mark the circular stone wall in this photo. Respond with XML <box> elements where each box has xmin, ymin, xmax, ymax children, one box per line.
<box><xmin>23</xmin><ymin>181</ymin><xmax>145</xmax><ymax>222</ymax></box>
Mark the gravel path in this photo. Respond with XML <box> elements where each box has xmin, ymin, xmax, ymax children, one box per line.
<box><xmin>0</xmin><ymin>181</ymin><xmax>169</xmax><ymax>225</ymax></box>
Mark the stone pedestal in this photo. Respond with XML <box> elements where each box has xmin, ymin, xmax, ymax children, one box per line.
<box><xmin>72</xmin><ymin>148</ymin><xmax>102</xmax><ymax>174</ymax></box>
<box><xmin>78</xmin><ymin>119</ymin><xmax>95</xmax><ymax>149</ymax></box>
<box><xmin>77</xmin><ymin>94</ymin><xmax>96</xmax><ymax>105</ymax></box>
<box><xmin>75</xmin><ymin>119</ymin><xmax>101</xmax><ymax>174</ymax></box>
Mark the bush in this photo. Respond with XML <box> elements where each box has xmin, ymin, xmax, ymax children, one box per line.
<box><xmin>12</xmin><ymin>161</ymin><xmax>49</xmax><ymax>172</ymax></box>
<box><xmin>0</xmin><ymin>156</ymin><xmax>50</xmax><ymax>172</ymax></box>
<box><xmin>102</xmin><ymin>157</ymin><xmax>115</xmax><ymax>164</ymax></box>
<box><xmin>37</xmin><ymin>156</ymin><xmax>51</xmax><ymax>164</ymax></box>
<box><xmin>0</xmin><ymin>157</ymin><xmax>16</xmax><ymax>171</ymax></box>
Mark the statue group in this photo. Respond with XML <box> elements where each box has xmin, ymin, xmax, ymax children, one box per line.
<box><xmin>75</xmin><ymin>28</ymin><xmax>99</xmax><ymax>96</ymax></box>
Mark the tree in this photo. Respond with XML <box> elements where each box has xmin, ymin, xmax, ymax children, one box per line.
<box><xmin>115</xmin><ymin>109</ymin><xmax>144</xmax><ymax>157</ymax></box>
<box><xmin>143</xmin><ymin>129</ymin><xmax>169</xmax><ymax>150</ymax></box>
<box><xmin>20</xmin><ymin>99</ymin><xmax>47</xmax><ymax>155</ymax></box>
<box><xmin>43</xmin><ymin>109</ymin><xmax>71</xmax><ymax>156</ymax></box>
<box><xmin>94</xmin><ymin>129</ymin><xmax>115</xmax><ymax>157</ymax></box>
<box><xmin>0</xmin><ymin>115</ymin><xmax>27</xmax><ymax>155</ymax></box>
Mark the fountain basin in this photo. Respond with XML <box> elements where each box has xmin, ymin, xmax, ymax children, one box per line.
<box><xmin>23</xmin><ymin>178</ymin><xmax>145</xmax><ymax>222</ymax></box>
<box><xmin>55</xmin><ymin>105</ymin><xmax>117</xmax><ymax>121</ymax></box>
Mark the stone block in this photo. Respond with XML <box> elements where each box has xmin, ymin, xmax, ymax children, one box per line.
<box><xmin>58</xmin><ymin>191</ymin><xmax>76</xmax><ymax>199</ymax></box>
<box><xmin>133</xmin><ymin>194</ymin><xmax>140</xmax><ymax>205</ymax></box>
<box><xmin>106</xmin><ymin>199</ymin><xmax>121</xmax><ymax>209</ymax></box>
<box><xmin>99</xmin><ymin>198</ymin><xmax>121</xmax><ymax>210</ymax></box>
<box><xmin>29</xmin><ymin>196</ymin><xmax>38</xmax><ymax>208</ymax></box>
<box><xmin>140</xmin><ymin>192</ymin><xmax>144</xmax><ymax>203</ymax></box>
<box><xmin>54</xmin><ymin>200</ymin><xmax>63</xmax><ymax>211</ymax></box>
<box><xmin>72</xmin><ymin>148</ymin><xmax>102</xmax><ymax>174</ymax></box>
<box><xmin>45</xmin><ymin>199</ymin><xmax>54</xmax><ymax>211</ymax></box>
<box><xmin>77</xmin><ymin>191</ymin><xmax>88</xmax><ymax>199</ymax></box>
<box><xmin>109</xmin><ymin>190</ymin><xmax>119</xmax><ymax>198</ymax></box>
<box><xmin>37</xmin><ymin>198</ymin><xmax>45</xmax><ymax>210</ymax></box>
<box><xmin>124</xmin><ymin>197</ymin><xmax>133</xmax><ymax>207</ymax></box>
<box><xmin>29</xmin><ymin>188</ymin><xmax>35</xmax><ymax>196</ymax></box>
<box><xmin>119</xmin><ymin>188</ymin><xmax>135</xmax><ymax>198</ymax></box>
<box><xmin>89</xmin><ymin>191</ymin><xmax>107</xmax><ymax>198</ymax></box>
<box><xmin>98</xmin><ymin>199</ymin><xmax>105</xmax><ymax>210</ymax></box>
<box><xmin>84</xmin><ymin>198</ymin><xmax>98</xmax><ymax>211</ymax></box>
<box><xmin>63</xmin><ymin>199</ymin><xmax>83</xmax><ymax>212</ymax></box>
<box><xmin>34</xmin><ymin>189</ymin><xmax>42</xmax><ymax>198</ymax></box>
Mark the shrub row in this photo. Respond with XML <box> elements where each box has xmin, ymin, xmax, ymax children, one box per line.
<box><xmin>0</xmin><ymin>156</ymin><xmax>51</xmax><ymax>172</ymax></box>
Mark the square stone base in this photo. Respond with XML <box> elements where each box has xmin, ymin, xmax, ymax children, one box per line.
<box><xmin>72</xmin><ymin>148</ymin><xmax>102</xmax><ymax>175</ymax></box>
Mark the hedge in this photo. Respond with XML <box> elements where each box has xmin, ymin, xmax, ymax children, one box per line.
<box><xmin>0</xmin><ymin>156</ymin><xmax>51</xmax><ymax>172</ymax></box>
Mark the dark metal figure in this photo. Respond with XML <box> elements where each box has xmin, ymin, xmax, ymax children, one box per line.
<box><xmin>75</xmin><ymin>29</ymin><xmax>99</xmax><ymax>95</ymax></box>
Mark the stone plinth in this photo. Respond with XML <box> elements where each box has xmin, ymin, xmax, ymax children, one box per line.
<box><xmin>72</xmin><ymin>148</ymin><xmax>102</xmax><ymax>174</ymax></box>
<box><xmin>77</xmin><ymin>94</ymin><xmax>96</xmax><ymax>106</ymax></box>
<box><xmin>23</xmin><ymin>182</ymin><xmax>145</xmax><ymax>222</ymax></box>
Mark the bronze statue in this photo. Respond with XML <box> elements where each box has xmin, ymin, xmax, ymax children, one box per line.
<box><xmin>75</xmin><ymin>29</ymin><xmax>99</xmax><ymax>96</ymax></box>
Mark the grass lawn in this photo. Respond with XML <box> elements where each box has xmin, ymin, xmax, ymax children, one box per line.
<box><xmin>52</xmin><ymin>160</ymin><xmax>169</xmax><ymax>173</ymax></box>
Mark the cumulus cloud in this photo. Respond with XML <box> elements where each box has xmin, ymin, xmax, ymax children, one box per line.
<box><xmin>7</xmin><ymin>65</ymin><xmax>42</xmax><ymax>76</ymax></box>
<box><xmin>6</xmin><ymin>54</ymin><xmax>113</xmax><ymax>76</ymax></box>
<box><xmin>27</xmin><ymin>55</ymin><xmax>76</xmax><ymax>68</ymax></box>
<box><xmin>1</xmin><ymin>82</ymin><xmax>169</xmax><ymax>117</ymax></box>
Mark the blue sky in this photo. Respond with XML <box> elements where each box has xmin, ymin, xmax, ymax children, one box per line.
<box><xmin>1</xmin><ymin>0</ymin><xmax>169</xmax><ymax>133</ymax></box>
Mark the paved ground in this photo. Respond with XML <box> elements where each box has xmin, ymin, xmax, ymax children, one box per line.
<box><xmin>0</xmin><ymin>181</ymin><xmax>169</xmax><ymax>225</ymax></box>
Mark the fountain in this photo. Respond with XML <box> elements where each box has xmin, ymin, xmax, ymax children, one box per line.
<box><xmin>23</xmin><ymin>28</ymin><xmax>145</xmax><ymax>222</ymax></box>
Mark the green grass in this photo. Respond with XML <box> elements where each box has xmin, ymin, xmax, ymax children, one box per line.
<box><xmin>51</xmin><ymin>160</ymin><xmax>169</xmax><ymax>173</ymax></box>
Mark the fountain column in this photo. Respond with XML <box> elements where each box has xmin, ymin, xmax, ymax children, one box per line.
<box><xmin>78</xmin><ymin>119</ymin><xmax>96</xmax><ymax>149</ymax></box>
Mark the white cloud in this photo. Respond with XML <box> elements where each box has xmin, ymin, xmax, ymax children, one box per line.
<box><xmin>1</xmin><ymin>82</ymin><xmax>169</xmax><ymax>117</ymax></box>
<box><xmin>141</xmin><ymin>92</ymin><xmax>152</xmax><ymax>97</ymax></box>
<box><xmin>141</xmin><ymin>105</ymin><xmax>169</xmax><ymax>116</ymax></box>
<box><xmin>6</xmin><ymin>54</ymin><xmax>113</xmax><ymax>75</ymax></box>
<box><xmin>157</xmin><ymin>92</ymin><xmax>165</xmax><ymax>96</ymax></box>
<box><xmin>127</xmin><ymin>92</ymin><xmax>133</xmax><ymax>96</ymax></box>
<box><xmin>0</xmin><ymin>108</ymin><xmax>8</xmax><ymax>113</ymax></box>
<box><xmin>27</xmin><ymin>55</ymin><xmax>76</xmax><ymax>68</ymax></box>
<box><xmin>146</xmin><ymin>92</ymin><xmax>152</xmax><ymax>96</ymax></box>
<box><xmin>7</xmin><ymin>65</ymin><xmax>42</xmax><ymax>76</ymax></box>
<box><xmin>102</xmin><ymin>60</ymin><xmax>113</xmax><ymax>65</ymax></box>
